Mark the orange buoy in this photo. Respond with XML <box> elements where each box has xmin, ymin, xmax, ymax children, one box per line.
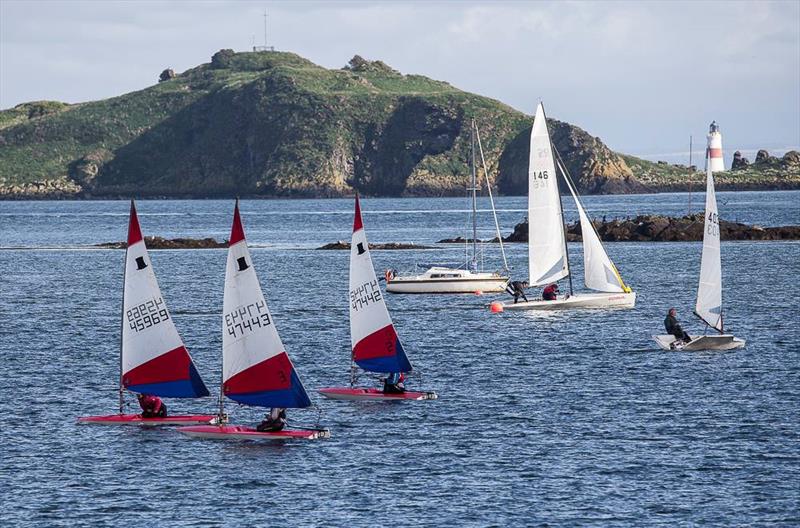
<box><xmin>474</xmin><ymin>291</ymin><xmax>483</xmax><ymax>296</ymax></box>
<box><xmin>490</xmin><ymin>301</ymin><xmax>504</xmax><ymax>313</ymax></box>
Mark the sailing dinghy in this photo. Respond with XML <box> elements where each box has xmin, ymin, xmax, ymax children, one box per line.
<box><xmin>79</xmin><ymin>201</ymin><xmax>213</xmax><ymax>425</ymax></box>
<box><xmin>652</xmin><ymin>161</ymin><xmax>745</xmax><ymax>351</ymax></box>
<box><xmin>497</xmin><ymin>103</ymin><xmax>636</xmax><ymax>311</ymax></box>
<box><xmin>385</xmin><ymin>121</ymin><xmax>509</xmax><ymax>294</ymax></box>
<box><xmin>318</xmin><ymin>196</ymin><xmax>437</xmax><ymax>401</ymax></box>
<box><xmin>179</xmin><ymin>200</ymin><xmax>330</xmax><ymax>440</ymax></box>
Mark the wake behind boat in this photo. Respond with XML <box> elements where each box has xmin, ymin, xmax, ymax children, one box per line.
<box><xmin>78</xmin><ymin>201</ymin><xmax>213</xmax><ymax>426</ymax></box>
<box><xmin>318</xmin><ymin>196</ymin><xmax>437</xmax><ymax>402</ymax></box>
<box><xmin>386</xmin><ymin>120</ymin><xmax>509</xmax><ymax>294</ymax></box>
<box><xmin>495</xmin><ymin>103</ymin><xmax>635</xmax><ymax>312</ymax></box>
<box><xmin>178</xmin><ymin>200</ymin><xmax>330</xmax><ymax>441</ymax></box>
<box><xmin>653</xmin><ymin>159</ymin><xmax>745</xmax><ymax>352</ymax></box>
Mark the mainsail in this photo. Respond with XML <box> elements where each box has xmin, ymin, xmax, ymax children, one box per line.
<box><xmin>121</xmin><ymin>201</ymin><xmax>208</xmax><ymax>398</ymax></box>
<box><xmin>221</xmin><ymin>200</ymin><xmax>311</xmax><ymax>408</ymax></box>
<box><xmin>349</xmin><ymin>196</ymin><xmax>412</xmax><ymax>373</ymax></box>
<box><xmin>563</xmin><ymin>174</ymin><xmax>628</xmax><ymax>294</ymax></box>
<box><xmin>695</xmin><ymin>164</ymin><xmax>724</xmax><ymax>331</ymax></box>
<box><xmin>528</xmin><ymin>102</ymin><xmax>569</xmax><ymax>286</ymax></box>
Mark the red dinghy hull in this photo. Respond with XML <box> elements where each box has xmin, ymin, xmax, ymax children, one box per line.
<box><xmin>177</xmin><ymin>424</ymin><xmax>330</xmax><ymax>440</ymax></box>
<box><xmin>77</xmin><ymin>414</ymin><xmax>216</xmax><ymax>425</ymax></box>
<box><xmin>317</xmin><ymin>387</ymin><xmax>438</xmax><ymax>401</ymax></box>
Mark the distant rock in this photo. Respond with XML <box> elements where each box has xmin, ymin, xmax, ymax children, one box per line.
<box><xmin>755</xmin><ymin>149</ymin><xmax>771</xmax><ymax>163</ymax></box>
<box><xmin>502</xmin><ymin>214</ymin><xmax>800</xmax><ymax>242</ymax></box>
<box><xmin>731</xmin><ymin>151</ymin><xmax>750</xmax><ymax>170</ymax></box>
<box><xmin>159</xmin><ymin>69</ymin><xmax>176</xmax><ymax>82</ymax></box>
<box><xmin>96</xmin><ymin>236</ymin><xmax>226</xmax><ymax>249</ymax></box>
<box><xmin>782</xmin><ymin>150</ymin><xmax>800</xmax><ymax>165</ymax></box>
<box><xmin>317</xmin><ymin>240</ymin><xmax>433</xmax><ymax>250</ymax></box>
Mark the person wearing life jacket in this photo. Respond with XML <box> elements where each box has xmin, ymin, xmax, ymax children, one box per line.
<box><xmin>383</xmin><ymin>372</ymin><xmax>406</xmax><ymax>394</ymax></box>
<box><xmin>137</xmin><ymin>393</ymin><xmax>167</xmax><ymax>418</ymax></box>
<box><xmin>506</xmin><ymin>280</ymin><xmax>529</xmax><ymax>304</ymax></box>
<box><xmin>542</xmin><ymin>283</ymin><xmax>559</xmax><ymax>301</ymax></box>
<box><xmin>257</xmin><ymin>408</ymin><xmax>287</xmax><ymax>432</ymax></box>
<box><xmin>384</xmin><ymin>269</ymin><xmax>395</xmax><ymax>283</ymax></box>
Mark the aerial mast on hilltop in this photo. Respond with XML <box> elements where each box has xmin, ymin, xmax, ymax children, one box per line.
<box><xmin>253</xmin><ymin>8</ymin><xmax>275</xmax><ymax>52</ymax></box>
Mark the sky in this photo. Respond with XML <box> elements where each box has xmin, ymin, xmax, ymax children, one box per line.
<box><xmin>1</xmin><ymin>0</ymin><xmax>798</xmax><ymax>161</ymax></box>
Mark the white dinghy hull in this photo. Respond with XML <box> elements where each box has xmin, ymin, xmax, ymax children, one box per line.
<box><xmin>386</xmin><ymin>275</ymin><xmax>509</xmax><ymax>294</ymax></box>
<box><xmin>500</xmin><ymin>291</ymin><xmax>636</xmax><ymax>311</ymax></box>
<box><xmin>652</xmin><ymin>334</ymin><xmax>746</xmax><ymax>351</ymax></box>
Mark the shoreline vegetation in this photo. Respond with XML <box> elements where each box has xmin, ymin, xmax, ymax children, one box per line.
<box><xmin>1</xmin><ymin>50</ymin><xmax>798</xmax><ymax>200</ymax></box>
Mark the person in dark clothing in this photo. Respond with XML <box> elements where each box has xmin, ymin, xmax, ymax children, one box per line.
<box><xmin>137</xmin><ymin>394</ymin><xmax>167</xmax><ymax>418</ymax></box>
<box><xmin>257</xmin><ymin>408</ymin><xmax>287</xmax><ymax>432</ymax></box>
<box><xmin>542</xmin><ymin>283</ymin><xmax>560</xmax><ymax>301</ymax></box>
<box><xmin>664</xmin><ymin>308</ymin><xmax>692</xmax><ymax>343</ymax></box>
<box><xmin>383</xmin><ymin>372</ymin><xmax>406</xmax><ymax>394</ymax></box>
<box><xmin>506</xmin><ymin>280</ymin><xmax>529</xmax><ymax>304</ymax></box>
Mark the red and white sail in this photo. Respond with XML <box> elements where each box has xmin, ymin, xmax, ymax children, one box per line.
<box><xmin>349</xmin><ymin>196</ymin><xmax>412</xmax><ymax>374</ymax></box>
<box><xmin>221</xmin><ymin>200</ymin><xmax>311</xmax><ymax>408</ymax></box>
<box><xmin>121</xmin><ymin>201</ymin><xmax>208</xmax><ymax>398</ymax></box>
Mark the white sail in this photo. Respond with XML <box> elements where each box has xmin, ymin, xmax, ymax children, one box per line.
<box><xmin>528</xmin><ymin>103</ymin><xmax>569</xmax><ymax>286</ymax></box>
<box><xmin>563</xmin><ymin>174</ymin><xmax>626</xmax><ymax>293</ymax></box>
<box><xmin>695</xmin><ymin>164</ymin><xmax>723</xmax><ymax>331</ymax></box>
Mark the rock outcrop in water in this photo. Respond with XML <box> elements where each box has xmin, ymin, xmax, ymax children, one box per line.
<box><xmin>317</xmin><ymin>241</ymin><xmax>433</xmax><ymax>250</ymax></box>
<box><xmin>96</xmin><ymin>236</ymin><xmax>226</xmax><ymax>249</ymax></box>
<box><xmin>502</xmin><ymin>214</ymin><xmax>800</xmax><ymax>242</ymax></box>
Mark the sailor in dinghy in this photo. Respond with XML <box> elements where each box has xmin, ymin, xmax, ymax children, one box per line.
<box><xmin>318</xmin><ymin>195</ymin><xmax>437</xmax><ymax>402</ymax></box>
<box><xmin>178</xmin><ymin>200</ymin><xmax>330</xmax><ymax>441</ymax></box>
<box><xmin>652</xmin><ymin>159</ymin><xmax>745</xmax><ymax>351</ymax></box>
<box><xmin>78</xmin><ymin>201</ymin><xmax>215</xmax><ymax>426</ymax></box>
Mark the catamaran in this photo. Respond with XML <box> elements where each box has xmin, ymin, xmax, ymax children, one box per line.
<box><xmin>179</xmin><ymin>200</ymin><xmax>330</xmax><ymax>440</ymax></box>
<box><xmin>79</xmin><ymin>201</ymin><xmax>214</xmax><ymax>425</ymax></box>
<box><xmin>385</xmin><ymin>120</ymin><xmax>510</xmax><ymax>294</ymax></box>
<box><xmin>652</xmin><ymin>161</ymin><xmax>745</xmax><ymax>351</ymax></box>
<box><xmin>319</xmin><ymin>196</ymin><xmax>437</xmax><ymax>401</ymax></box>
<box><xmin>496</xmin><ymin>103</ymin><xmax>636</xmax><ymax>311</ymax></box>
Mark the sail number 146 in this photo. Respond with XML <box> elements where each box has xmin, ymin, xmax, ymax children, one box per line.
<box><xmin>531</xmin><ymin>170</ymin><xmax>549</xmax><ymax>189</ymax></box>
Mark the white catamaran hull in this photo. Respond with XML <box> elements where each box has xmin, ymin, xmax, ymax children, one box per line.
<box><xmin>386</xmin><ymin>277</ymin><xmax>509</xmax><ymax>294</ymax></box>
<box><xmin>500</xmin><ymin>292</ymin><xmax>636</xmax><ymax>311</ymax></box>
<box><xmin>652</xmin><ymin>334</ymin><xmax>746</xmax><ymax>351</ymax></box>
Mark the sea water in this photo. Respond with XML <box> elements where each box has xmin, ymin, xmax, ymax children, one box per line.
<box><xmin>1</xmin><ymin>191</ymin><xmax>798</xmax><ymax>526</ymax></box>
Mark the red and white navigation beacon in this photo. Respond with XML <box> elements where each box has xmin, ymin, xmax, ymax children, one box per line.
<box><xmin>79</xmin><ymin>200</ymin><xmax>213</xmax><ymax>426</ymax></box>
<box><xmin>178</xmin><ymin>200</ymin><xmax>330</xmax><ymax>441</ymax></box>
<box><xmin>318</xmin><ymin>195</ymin><xmax>437</xmax><ymax>402</ymax></box>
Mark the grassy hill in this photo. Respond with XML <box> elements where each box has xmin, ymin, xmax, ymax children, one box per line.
<box><xmin>1</xmin><ymin>50</ymin><xmax>797</xmax><ymax>198</ymax></box>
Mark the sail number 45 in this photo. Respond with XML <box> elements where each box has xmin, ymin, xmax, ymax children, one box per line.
<box><xmin>707</xmin><ymin>211</ymin><xmax>719</xmax><ymax>236</ymax></box>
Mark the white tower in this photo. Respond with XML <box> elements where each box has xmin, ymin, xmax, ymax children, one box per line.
<box><xmin>706</xmin><ymin>121</ymin><xmax>725</xmax><ymax>172</ymax></box>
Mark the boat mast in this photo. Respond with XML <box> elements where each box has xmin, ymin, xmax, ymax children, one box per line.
<box><xmin>470</xmin><ymin>120</ymin><xmax>478</xmax><ymax>271</ymax></box>
<box><xmin>119</xmin><ymin>202</ymin><xmax>130</xmax><ymax>414</ymax></box>
<box><xmin>475</xmin><ymin>121</ymin><xmax>510</xmax><ymax>274</ymax></box>
<box><xmin>688</xmin><ymin>135</ymin><xmax>693</xmax><ymax>215</ymax></box>
<box><xmin>542</xmin><ymin>105</ymin><xmax>573</xmax><ymax>296</ymax></box>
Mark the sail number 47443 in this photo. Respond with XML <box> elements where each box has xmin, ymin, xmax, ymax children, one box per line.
<box><xmin>225</xmin><ymin>300</ymin><xmax>271</xmax><ymax>338</ymax></box>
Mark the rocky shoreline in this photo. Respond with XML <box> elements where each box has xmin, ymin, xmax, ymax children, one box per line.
<box><xmin>95</xmin><ymin>236</ymin><xmax>226</xmax><ymax>249</ymax></box>
<box><xmin>317</xmin><ymin>241</ymin><xmax>434</xmax><ymax>250</ymax></box>
<box><xmin>501</xmin><ymin>214</ymin><xmax>800</xmax><ymax>242</ymax></box>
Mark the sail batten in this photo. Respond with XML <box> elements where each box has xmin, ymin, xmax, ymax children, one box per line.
<box><xmin>121</xmin><ymin>201</ymin><xmax>209</xmax><ymax>398</ymax></box>
<box><xmin>221</xmin><ymin>200</ymin><xmax>311</xmax><ymax>408</ymax></box>
<box><xmin>349</xmin><ymin>196</ymin><xmax>412</xmax><ymax>374</ymax></box>
<box><xmin>695</xmin><ymin>164</ymin><xmax>724</xmax><ymax>332</ymax></box>
<box><xmin>528</xmin><ymin>103</ymin><xmax>569</xmax><ymax>286</ymax></box>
